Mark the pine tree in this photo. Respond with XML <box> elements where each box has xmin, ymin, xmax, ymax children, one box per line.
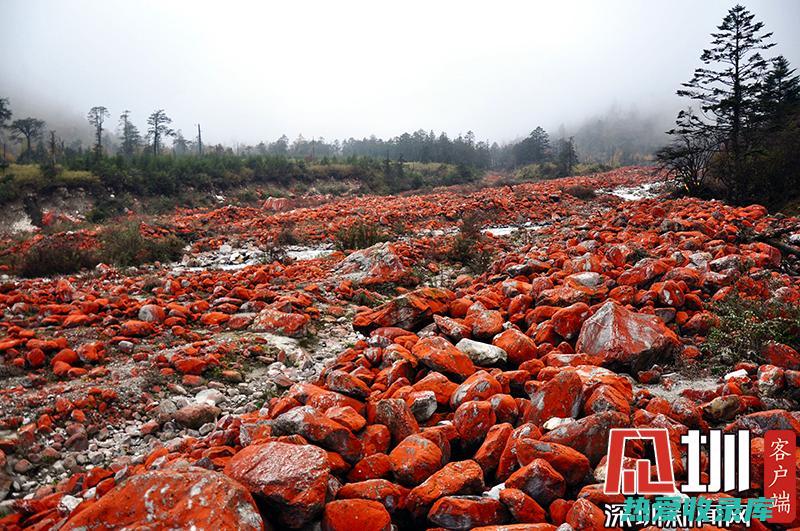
<box><xmin>87</xmin><ymin>106</ymin><xmax>110</xmax><ymax>159</ymax></box>
<box><xmin>146</xmin><ymin>110</ymin><xmax>174</xmax><ymax>156</ymax></box>
<box><xmin>758</xmin><ymin>56</ymin><xmax>800</xmax><ymax>131</ymax></box>
<box><xmin>676</xmin><ymin>4</ymin><xmax>774</xmax><ymax>198</ymax></box>
<box><xmin>119</xmin><ymin>110</ymin><xmax>141</xmax><ymax>157</ymax></box>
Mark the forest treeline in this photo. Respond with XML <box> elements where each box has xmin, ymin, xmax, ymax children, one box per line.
<box><xmin>0</xmin><ymin>94</ymin><xmax>662</xmax><ymax>209</ymax></box>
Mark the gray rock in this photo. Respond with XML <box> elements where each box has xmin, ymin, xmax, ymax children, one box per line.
<box><xmin>455</xmin><ymin>338</ymin><xmax>507</xmax><ymax>366</ymax></box>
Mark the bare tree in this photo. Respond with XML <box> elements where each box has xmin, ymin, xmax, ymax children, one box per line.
<box><xmin>657</xmin><ymin>109</ymin><xmax>720</xmax><ymax>195</ymax></box>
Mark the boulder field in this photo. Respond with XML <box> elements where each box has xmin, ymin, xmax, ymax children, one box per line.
<box><xmin>1</xmin><ymin>167</ymin><xmax>799</xmax><ymax>529</ymax></box>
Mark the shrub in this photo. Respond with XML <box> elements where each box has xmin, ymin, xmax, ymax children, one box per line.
<box><xmin>99</xmin><ymin>223</ymin><xmax>185</xmax><ymax>267</ymax></box>
<box><xmin>18</xmin><ymin>237</ymin><xmax>98</xmax><ymax>277</ymax></box>
<box><xmin>275</xmin><ymin>224</ymin><xmax>300</xmax><ymax>246</ymax></box>
<box><xmin>334</xmin><ymin>221</ymin><xmax>390</xmax><ymax>251</ymax></box>
<box><xmin>447</xmin><ymin>213</ymin><xmax>494</xmax><ymax>274</ymax></box>
<box><xmin>562</xmin><ymin>184</ymin><xmax>597</xmax><ymax>200</ymax></box>
<box><xmin>703</xmin><ymin>294</ymin><xmax>800</xmax><ymax>371</ymax></box>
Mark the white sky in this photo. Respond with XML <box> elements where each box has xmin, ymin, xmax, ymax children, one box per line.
<box><xmin>2</xmin><ymin>0</ymin><xmax>799</xmax><ymax>145</ymax></box>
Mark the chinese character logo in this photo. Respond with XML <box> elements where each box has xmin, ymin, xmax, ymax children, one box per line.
<box><xmin>604</xmin><ymin>428</ymin><xmax>677</xmax><ymax>495</ymax></box>
<box><xmin>764</xmin><ymin>430</ymin><xmax>797</xmax><ymax>524</ymax></box>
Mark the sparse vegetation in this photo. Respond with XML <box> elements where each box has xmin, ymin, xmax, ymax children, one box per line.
<box><xmin>562</xmin><ymin>184</ymin><xmax>597</xmax><ymax>200</ymax></box>
<box><xmin>333</xmin><ymin>221</ymin><xmax>391</xmax><ymax>251</ymax></box>
<box><xmin>447</xmin><ymin>213</ymin><xmax>494</xmax><ymax>274</ymax></box>
<box><xmin>98</xmin><ymin>223</ymin><xmax>185</xmax><ymax>267</ymax></box>
<box><xmin>18</xmin><ymin>236</ymin><xmax>98</xmax><ymax>277</ymax></box>
<box><xmin>703</xmin><ymin>293</ymin><xmax>800</xmax><ymax>371</ymax></box>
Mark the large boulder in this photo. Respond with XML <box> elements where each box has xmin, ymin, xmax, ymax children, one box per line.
<box><xmin>575</xmin><ymin>301</ymin><xmax>680</xmax><ymax>373</ymax></box>
<box><xmin>62</xmin><ymin>467</ymin><xmax>262</xmax><ymax>530</ymax></box>
<box><xmin>225</xmin><ymin>441</ymin><xmax>330</xmax><ymax>528</ymax></box>
<box><xmin>333</xmin><ymin>241</ymin><xmax>413</xmax><ymax>286</ymax></box>
<box><xmin>353</xmin><ymin>287</ymin><xmax>454</xmax><ymax>333</ymax></box>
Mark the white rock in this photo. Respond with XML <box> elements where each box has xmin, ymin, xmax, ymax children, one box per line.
<box><xmin>484</xmin><ymin>483</ymin><xmax>506</xmax><ymax>500</ymax></box>
<box><xmin>542</xmin><ymin>417</ymin><xmax>574</xmax><ymax>431</ymax></box>
<box><xmin>724</xmin><ymin>369</ymin><xmax>748</xmax><ymax>380</ymax></box>
<box><xmin>58</xmin><ymin>494</ymin><xmax>82</xmax><ymax>514</ymax></box>
<box><xmin>455</xmin><ymin>338</ymin><xmax>507</xmax><ymax>365</ymax></box>
<box><xmin>195</xmin><ymin>388</ymin><xmax>226</xmax><ymax>406</ymax></box>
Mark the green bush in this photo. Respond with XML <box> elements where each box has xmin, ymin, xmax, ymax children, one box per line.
<box><xmin>99</xmin><ymin>223</ymin><xmax>185</xmax><ymax>267</ymax></box>
<box><xmin>334</xmin><ymin>221</ymin><xmax>391</xmax><ymax>251</ymax></box>
<box><xmin>448</xmin><ymin>213</ymin><xmax>494</xmax><ymax>274</ymax></box>
<box><xmin>18</xmin><ymin>237</ymin><xmax>98</xmax><ymax>277</ymax></box>
<box><xmin>703</xmin><ymin>294</ymin><xmax>800</xmax><ymax>371</ymax></box>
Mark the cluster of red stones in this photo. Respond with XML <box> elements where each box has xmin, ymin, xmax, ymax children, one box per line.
<box><xmin>1</xmin><ymin>167</ymin><xmax>799</xmax><ymax>530</ymax></box>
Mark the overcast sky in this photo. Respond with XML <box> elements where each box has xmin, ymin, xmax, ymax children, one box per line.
<box><xmin>2</xmin><ymin>0</ymin><xmax>799</xmax><ymax>145</ymax></box>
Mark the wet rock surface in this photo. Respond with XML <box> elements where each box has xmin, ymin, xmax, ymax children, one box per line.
<box><xmin>1</xmin><ymin>166</ymin><xmax>800</xmax><ymax>529</ymax></box>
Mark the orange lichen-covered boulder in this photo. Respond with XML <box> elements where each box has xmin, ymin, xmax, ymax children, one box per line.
<box><xmin>411</xmin><ymin>336</ymin><xmax>475</xmax><ymax>382</ymax></box>
<box><xmin>252</xmin><ymin>308</ymin><xmax>310</xmax><ymax>337</ymax></box>
<box><xmin>224</xmin><ymin>441</ymin><xmax>330</xmax><ymax>528</ymax></box>
<box><xmin>61</xmin><ymin>467</ymin><xmax>262</xmax><ymax>531</ymax></box>
<box><xmin>405</xmin><ymin>460</ymin><xmax>485</xmax><ymax>517</ymax></box>
<box><xmin>353</xmin><ymin>287</ymin><xmax>454</xmax><ymax>333</ymax></box>
<box><xmin>575</xmin><ymin>301</ymin><xmax>681</xmax><ymax>373</ymax></box>
<box><xmin>322</xmin><ymin>499</ymin><xmax>392</xmax><ymax>531</ymax></box>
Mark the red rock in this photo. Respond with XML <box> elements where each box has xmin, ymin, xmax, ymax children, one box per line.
<box><xmin>575</xmin><ymin>301</ymin><xmax>681</xmax><ymax>373</ymax></box>
<box><xmin>450</xmin><ymin>370</ymin><xmax>503</xmax><ymax>408</ymax></box>
<box><xmin>515</xmin><ymin>439</ymin><xmax>591</xmax><ymax>486</ymax></box>
<box><xmin>454</xmin><ymin>401</ymin><xmax>496</xmax><ymax>443</ymax></box>
<box><xmin>62</xmin><ymin>467</ymin><xmax>261</xmax><ymax>530</ymax></box>
<box><xmin>584</xmin><ymin>384</ymin><xmax>631</xmax><ymax>415</ymax></box>
<box><xmin>200</xmin><ymin>311</ymin><xmax>230</xmax><ymax>326</ymax></box>
<box><xmin>348</xmin><ymin>453</ymin><xmax>392</xmax><ymax>481</ymax></box>
<box><xmin>499</xmin><ymin>487</ymin><xmax>547</xmax><ymax>523</ymax></box>
<box><xmin>119</xmin><ymin>320</ymin><xmax>154</xmax><ymax>337</ymax></box>
<box><xmin>225</xmin><ymin>441</ymin><xmax>330</xmax><ymax>528</ymax></box>
<box><xmin>474</xmin><ymin>423</ymin><xmax>513</xmax><ymax>475</ymax></box>
<box><xmin>471</xmin><ymin>308</ymin><xmax>504</xmax><ymax>340</ymax></box>
<box><xmin>326</xmin><ymin>369</ymin><xmax>371</xmax><ymax>399</ymax></box>
<box><xmin>25</xmin><ymin>348</ymin><xmax>46</xmax><ymax>368</ymax></box>
<box><xmin>326</xmin><ymin>406</ymin><xmax>367</xmax><ymax>432</ymax></box>
<box><xmin>505</xmin><ymin>458</ymin><xmax>566</xmax><ymax>507</ymax></box>
<box><xmin>763</xmin><ymin>342</ymin><xmax>800</xmax><ymax>370</ymax></box>
<box><xmin>682</xmin><ymin>311</ymin><xmax>719</xmax><ymax>335</ymax></box>
<box><xmin>336</xmin><ymin>479</ymin><xmax>407</xmax><ymax>513</ymax></box>
<box><xmin>566</xmin><ymin>498</ymin><xmax>605</xmax><ymax>530</ymax></box>
<box><xmin>405</xmin><ymin>460</ymin><xmax>484</xmax><ymax>517</ymax></box>
<box><xmin>413</xmin><ymin>372</ymin><xmax>458</xmax><ymax>405</ymax></box>
<box><xmin>353</xmin><ymin>287</ymin><xmax>454</xmax><ymax>333</ymax></box>
<box><xmin>389</xmin><ymin>434</ymin><xmax>443</xmax><ymax>486</ymax></box>
<box><xmin>172</xmin><ymin>403</ymin><xmax>220</xmax><ymax>429</ymax></box>
<box><xmin>525</xmin><ymin>369</ymin><xmax>583</xmax><ymax>425</ymax></box>
<box><xmin>412</xmin><ymin>336</ymin><xmax>476</xmax><ymax>381</ymax></box>
<box><xmin>137</xmin><ymin>304</ymin><xmax>166</xmax><ymax>323</ymax></box>
<box><xmin>551</xmin><ymin>302</ymin><xmax>591</xmax><ymax>340</ymax></box>
<box><xmin>252</xmin><ymin>308</ymin><xmax>310</xmax><ymax>337</ymax></box>
<box><xmin>493</xmin><ymin>328</ymin><xmax>538</xmax><ymax>366</ymax></box>
<box><xmin>273</xmin><ymin>405</ymin><xmax>363</xmax><ymax>463</ymax></box>
<box><xmin>723</xmin><ymin>409</ymin><xmax>800</xmax><ymax>437</ymax></box>
<box><xmin>428</xmin><ymin>495</ymin><xmax>510</xmax><ymax>530</ymax></box>
<box><xmin>375</xmin><ymin>398</ymin><xmax>420</xmax><ymax>444</ymax></box>
<box><xmin>322</xmin><ymin>499</ymin><xmax>392</xmax><ymax>531</ymax></box>
<box><xmin>541</xmin><ymin>411</ymin><xmax>630</xmax><ymax>466</ymax></box>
